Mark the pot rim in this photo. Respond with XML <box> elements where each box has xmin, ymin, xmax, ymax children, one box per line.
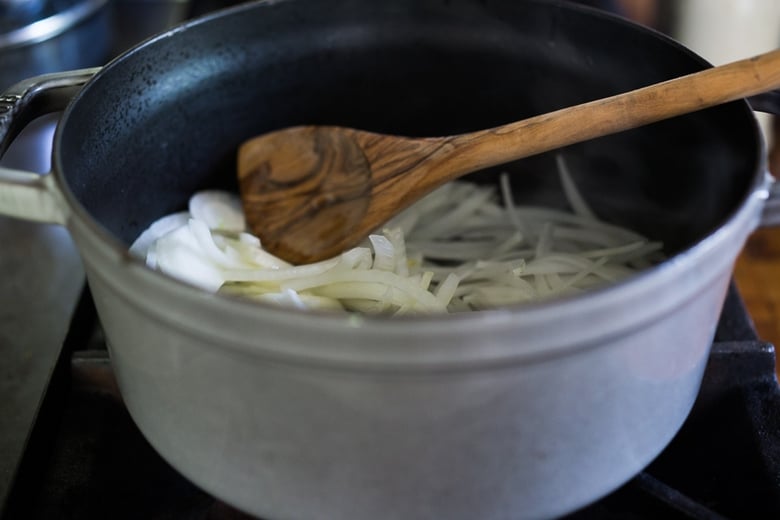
<box><xmin>51</xmin><ymin>0</ymin><xmax>770</xmax><ymax>368</ymax></box>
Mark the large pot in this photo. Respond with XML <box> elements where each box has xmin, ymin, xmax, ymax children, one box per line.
<box><xmin>1</xmin><ymin>1</ymin><xmax>779</xmax><ymax>518</ymax></box>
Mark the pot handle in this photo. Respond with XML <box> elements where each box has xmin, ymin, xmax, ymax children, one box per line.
<box><xmin>0</xmin><ymin>68</ymin><xmax>100</xmax><ymax>225</ymax></box>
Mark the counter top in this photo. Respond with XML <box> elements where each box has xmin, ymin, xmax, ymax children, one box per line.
<box><xmin>734</xmin><ymin>137</ymin><xmax>780</xmax><ymax>375</ymax></box>
<box><xmin>735</xmin><ymin>227</ymin><xmax>780</xmax><ymax>374</ymax></box>
<box><xmin>0</xmin><ymin>217</ymin><xmax>84</xmax><ymax>511</ymax></box>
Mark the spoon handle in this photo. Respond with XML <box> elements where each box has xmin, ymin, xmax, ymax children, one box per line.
<box><xmin>436</xmin><ymin>48</ymin><xmax>780</xmax><ymax>179</ymax></box>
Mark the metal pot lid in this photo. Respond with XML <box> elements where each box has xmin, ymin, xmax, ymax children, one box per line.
<box><xmin>0</xmin><ymin>0</ymin><xmax>107</xmax><ymax>49</ymax></box>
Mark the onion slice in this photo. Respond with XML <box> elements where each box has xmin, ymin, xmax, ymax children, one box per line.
<box><xmin>132</xmin><ymin>158</ymin><xmax>664</xmax><ymax>313</ymax></box>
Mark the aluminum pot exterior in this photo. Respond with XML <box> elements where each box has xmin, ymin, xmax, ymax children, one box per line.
<box><xmin>64</xmin><ymin>180</ymin><xmax>766</xmax><ymax>520</ymax></box>
<box><xmin>0</xmin><ymin>0</ymin><xmax>774</xmax><ymax>518</ymax></box>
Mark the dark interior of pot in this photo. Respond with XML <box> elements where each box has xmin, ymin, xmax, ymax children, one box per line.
<box><xmin>56</xmin><ymin>0</ymin><xmax>761</xmax><ymax>256</ymax></box>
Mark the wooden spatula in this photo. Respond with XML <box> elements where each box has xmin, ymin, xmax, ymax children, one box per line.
<box><xmin>238</xmin><ymin>49</ymin><xmax>780</xmax><ymax>264</ymax></box>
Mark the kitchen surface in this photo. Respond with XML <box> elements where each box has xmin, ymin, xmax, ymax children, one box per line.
<box><xmin>678</xmin><ymin>0</ymin><xmax>780</xmax><ymax>375</ymax></box>
<box><xmin>1</xmin><ymin>1</ymin><xmax>780</xmax><ymax>519</ymax></box>
<box><xmin>736</xmin><ymin>200</ymin><xmax>780</xmax><ymax>375</ymax></box>
<box><xmin>736</xmin><ymin>132</ymin><xmax>780</xmax><ymax>373</ymax></box>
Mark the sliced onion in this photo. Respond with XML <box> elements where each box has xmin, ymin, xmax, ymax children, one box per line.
<box><xmin>189</xmin><ymin>191</ymin><xmax>246</xmax><ymax>232</ymax></box>
<box><xmin>133</xmin><ymin>156</ymin><xmax>664</xmax><ymax>314</ymax></box>
<box><xmin>129</xmin><ymin>211</ymin><xmax>190</xmax><ymax>259</ymax></box>
<box><xmin>556</xmin><ymin>154</ymin><xmax>597</xmax><ymax>220</ymax></box>
<box><xmin>369</xmin><ymin>234</ymin><xmax>396</xmax><ymax>271</ymax></box>
<box><xmin>153</xmin><ymin>225</ymin><xmax>225</xmax><ymax>291</ymax></box>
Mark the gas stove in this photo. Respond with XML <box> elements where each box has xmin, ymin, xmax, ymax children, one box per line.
<box><xmin>0</xmin><ymin>283</ymin><xmax>778</xmax><ymax>520</ymax></box>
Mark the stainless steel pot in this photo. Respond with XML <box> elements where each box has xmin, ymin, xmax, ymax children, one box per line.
<box><xmin>1</xmin><ymin>1</ymin><xmax>779</xmax><ymax>519</ymax></box>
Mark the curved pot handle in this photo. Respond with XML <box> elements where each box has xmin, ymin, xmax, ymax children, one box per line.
<box><xmin>0</xmin><ymin>68</ymin><xmax>100</xmax><ymax>225</ymax></box>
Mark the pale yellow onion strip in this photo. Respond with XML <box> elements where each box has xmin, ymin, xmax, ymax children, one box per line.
<box><xmin>456</xmin><ymin>260</ymin><xmax>526</xmax><ymax>283</ymax></box>
<box><xmin>368</xmin><ymin>234</ymin><xmax>396</xmax><ymax>271</ymax></box>
<box><xmin>458</xmin><ymin>225</ymin><xmax>516</xmax><ymax>241</ymax></box>
<box><xmin>435</xmin><ymin>273</ymin><xmax>461</xmax><ymax>307</ymax></box>
<box><xmin>523</xmin><ymin>256</ymin><xmax>598</xmax><ymax>275</ymax></box>
<box><xmin>568</xmin><ymin>241</ymin><xmax>651</xmax><ymax>259</ymax></box>
<box><xmin>221</xmin><ymin>256</ymin><xmax>342</xmax><ymax>282</ymax></box>
<box><xmin>556</xmin><ymin>154</ymin><xmax>597</xmax><ymax>220</ymax></box>
<box><xmin>334</xmin><ymin>247</ymin><xmax>373</xmax><ymax>271</ymax></box>
<box><xmin>516</xmin><ymin>208</ymin><xmax>647</xmax><ymax>244</ymax></box>
<box><xmin>411</xmin><ymin>186</ymin><xmax>494</xmax><ymax>240</ymax></box>
<box><xmin>521</xmin><ymin>256</ymin><xmax>629</xmax><ymax>286</ymax></box>
<box><xmin>188</xmin><ymin>190</ymin><xmax>246</xmax><ymax>232</ymax></box>
<box><xmin>462</xmin><ymin>285</ymin><xmax>536</xmax><ymax>308</ymax></box>
<box><xmin>220</xmin><ymin>280</ymin><xmax>285</xmax><ymax>296</ymax></box>
<box><xmin>455</xmin><ymin>268</ymin><xmax>536</xmax><ymax>293</ymax></box>
<box><xmin>418</xmin><ymin>271</ymin><xmax>434</xmax><ymax>291</ymax></box>
<box><xmin>455</xmin><ymin>274</ymin><xmax>537</xmax><ymax>298</ymax></box>
<box><xmin>189</xmin><ymin>218</ymin><xmax>252</xmax><ymax>269</ymax></box>
<box><xmin>153</xmin><ymin>225</ymin><xmax>226</xmax><ymax>291</ymax></box>
<box><xmin>382</xmin><ymin>227</ymin><xmax>410</xmax><ymax>276</ymax></box>
<box><xmin>282</xmin><ymin>270</ymin><xmax>444</xmax><ymax>310</ymax></box>
<box><xmin>138</xmin><ymin>171</ymin><xmax>666</xmax><ymax>314</ymax></box>
<box><xmin>419</xmin><ymin>261</ymin><xmax>477</xmax><ymax>284</ymax></box>
<box><xmin>499</xmin><ymin>172</ymin><xmax>529</xmax><ymax>238</ymax></box>
<box><xmin>340</xmin><ymin>297</ymin><xmax>392</xmax><ymax>314</ymax></box>
<box><xmin>534</xmin><ymin>274</ymin><xmax>552</xmax><ymax>298</ymax></box>
<box><xmin>552</xmin><ymin>226</ymin><xmax>645</xmax><ymax>249</ymax></box>
<box><xmin>216</xmin><ymin>232</ymin><xmax>292</xmax><ymax>269</ymax></box>
<box><xmin>534</xmin><ymin>222</ymin><xmax>554</xmax><ymax>259</ymax></box>
<box><xmin>544</xmin><ymin>273</ymin><xmax>566</xmax><ymax>295</ymax></box>
<box><xmin>406</xmin><ymin>240</ymin><xmax>503</xmax><ymax>261</ymax></box>
<box><xmin>249</xmin><ymin>291</ymin><xmax>344</xmax><ymax>311</ymax></box>
<box><xmin>313</xmin><ymin>282</ymin><xmax>441</xmax><ymax>312</ymax></box>
<box><xmin>577</xmin><ymin>242</ymin><xmax>661</xmax><ymax>264</ymax></box>
<box><xmin>553</xmin><ymin>257</ymin><xmax>610</xmax><ymax>293</ymax></box>
<box><xmin>281</xmin><ymin>270</ymin><xmax>446</xmax><ymax>312</ymax></box>
<box><xmin>491</xmin><ymin>231</ymin><xmax>525</xmax><ymax>257</ymax></box>
<box><xmin>591</xmin><ymin>242</ymin><xmax>664</xmax><ymax>265</ymax></box>
<box><xmin>391</xmin><ymin>183</ymin><xmax>458</xmax><ymax>232</ymax></box>
<box><xmin>129</xmin><ymin>211</ymin><xmax>190</xmax><ymax>261</ymax></box>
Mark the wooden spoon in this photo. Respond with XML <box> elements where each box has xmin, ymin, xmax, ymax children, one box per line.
<box><xmin>238</xmin><ymin>49</ymin><xmax>780</xmax><ymax>264</ymax></box>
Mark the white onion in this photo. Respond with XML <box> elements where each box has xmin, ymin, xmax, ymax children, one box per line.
<box><xmin>188</xmin><ymin>190</ymin><xmax>246</xmax><ymax>232</ymax></box>
<box><xmin>129</xmin><ymin>211</ymin><xmax>190</xmax><ymax>260</ymax></box>
<box><xmin>131</xmin><ymin>154</ymin><xmax>663</xmax><ymax>313</ymax></box>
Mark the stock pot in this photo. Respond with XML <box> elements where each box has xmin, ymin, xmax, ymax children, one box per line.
<box><xmin>1</xmin><ymin>0</ymin><xmax>779</xmax><ymax>518</ymax></box>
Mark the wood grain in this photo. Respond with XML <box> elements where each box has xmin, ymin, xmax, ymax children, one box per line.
<box><xmin>239</xmin><ymin>49</ymin><xmax>780</xmax><ymax>264</ymax></box>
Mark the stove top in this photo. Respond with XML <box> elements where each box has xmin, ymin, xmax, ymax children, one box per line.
<box><xmin>1</xmin><ymin>284</ymin><xmax>779</xmax><ymax>520</ymax></box>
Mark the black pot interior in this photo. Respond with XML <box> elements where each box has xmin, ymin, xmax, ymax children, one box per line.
<box><xmin>57</xmin><ymin>0</ymin><xmax>761</xmax><ymax>256</ymax></box>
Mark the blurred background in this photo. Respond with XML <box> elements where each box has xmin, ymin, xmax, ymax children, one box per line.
<box><xmin>608</xmin><ymin>0</ymin><xmax>780</xmax><ymax>361</ymax></box>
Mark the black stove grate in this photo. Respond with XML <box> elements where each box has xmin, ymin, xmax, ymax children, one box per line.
<box><xmin>2</xmin><ymin>284</ymin><xmax>779</xmax><ymax>520</ymax></box>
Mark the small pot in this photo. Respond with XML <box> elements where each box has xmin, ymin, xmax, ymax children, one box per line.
<box><xmin>0</xmin><ymin>1</ymin><xmax>779</xmax><ymax>518</ymax></box>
